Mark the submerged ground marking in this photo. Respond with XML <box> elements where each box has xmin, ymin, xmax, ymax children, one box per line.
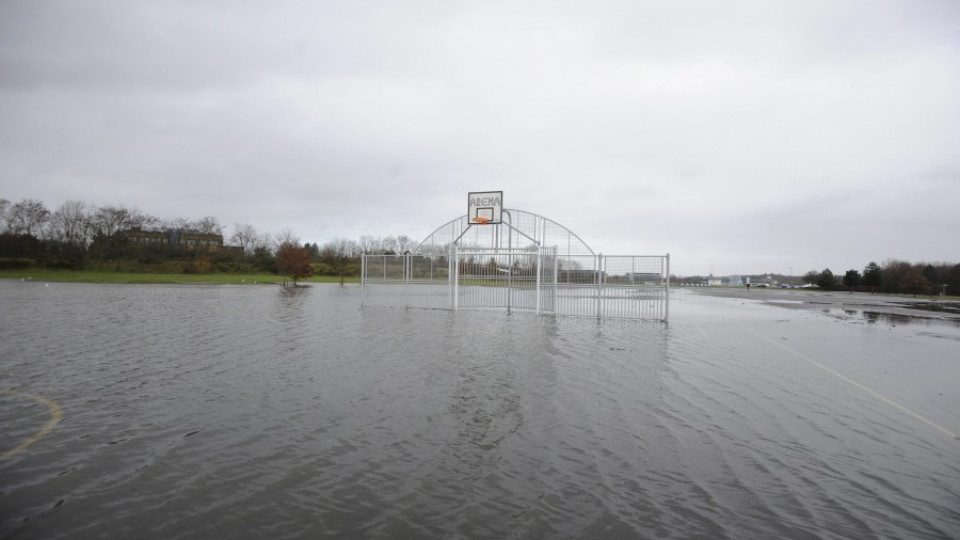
<box><xmin>1</xmin><ymin>390</ymin><xmax>63</xmax><ymax>459</ymax></box>
<box><xmin>744</xmin><ymin>327</ymin><xmax>958</xmax><ymax>440</ymax></box>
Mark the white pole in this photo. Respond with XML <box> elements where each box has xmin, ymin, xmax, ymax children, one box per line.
<box><xmin>597</xmin><ymin>254</ymin><xmax>603</xmax><ymax>319</ymax></box>
<box><xmin>403</xmin><ymin>254</ymin><xmax>410</xmax><ymax>308</ymax></box>
<box><xmin>453</xmin><ymin>245</ymin><xmax>459</xmax><ymax>311</ymax></box>
<box><xmin>553</xmin><ymin>251</ymin><xmax>559</xmax><ymax>314</ymax></box>
<box><xmin>665</xmin><ymin>253</ymin><xmax>670</xmax><ymax>321</ymax></box>
<box><xmin>536</xmin><ymin>248</ymin><xmax>542</xmax><ymax>315</ymax></box>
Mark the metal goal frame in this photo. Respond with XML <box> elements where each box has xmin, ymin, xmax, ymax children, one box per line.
<box><xmin>362</xmin><ymin>209</ymin><xmax>669</xmax><ymax>321</ymax></box>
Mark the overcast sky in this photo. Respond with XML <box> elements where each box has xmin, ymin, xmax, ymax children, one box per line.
<box><xmin>1</xmin><ymin>0</ymin><xmax>958</xmax><ymax>276</ymax></box>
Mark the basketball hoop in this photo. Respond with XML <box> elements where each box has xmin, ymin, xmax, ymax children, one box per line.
<box><xmin>468</xmin><ymin>191</ymin><xmax>502</xmax><ymax>225</ymax></box>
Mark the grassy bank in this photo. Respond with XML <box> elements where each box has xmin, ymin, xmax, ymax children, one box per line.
<box><xmin>0</xmin><ymin>269</ymin><xmax>361</xmax><ymax>285</ymax></box>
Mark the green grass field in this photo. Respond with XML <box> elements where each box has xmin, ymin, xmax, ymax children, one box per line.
<box><xmin>0</xmin><ymin>269</ymin><xmax>361</xmax><ymax>285</ymax></box>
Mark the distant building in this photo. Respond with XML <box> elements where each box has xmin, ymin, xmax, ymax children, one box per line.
<box><xmin>121</xmin><ymin>227</ymin><xmax>224</xmax><ymax>252</ymax></box>
<box><xmin>708</xmin><ymin>275</ymin><xmax>743</xmax><ymax>286</ymax></box>
<box><xmin>756</xmin><ymin>274</ymin><xmax>776</xmax><ymax>286</ymax></box>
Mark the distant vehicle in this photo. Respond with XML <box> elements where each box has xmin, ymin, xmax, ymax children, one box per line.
<box><xmin>756</xmin><ymin>283</ymin><xmax>768</xmax><ymax>288</ymax></box>
<box><xmin>781</xmin><ymin>284</ymin><xmax>790</xmax><ymax>288</ymax></box>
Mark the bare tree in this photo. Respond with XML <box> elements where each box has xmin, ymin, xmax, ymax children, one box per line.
<box><xmin>6</xmin><ymin>199</ymin><xmax>50</xmax><ymax>237</ymax></box>
<box><xmin>395</xmin><ymin>234</ymin><xmax>417</xmax><ymax>254</ymax></box>
<box><xmin>164</xmin><ymin>217</ymin><xmax>190</xmax><ymax>231</ymax></box>
<box><xmin>0</xmin><ymin>198</ymin><xmax>9</xmax><ymax>233</ymax></box>
<box><xmin>254</xmin><ymin>231</ymin><xmax>274</xmax><ymax>254</ymax></box>
<box><xmin>880</xmin><ymin>259</ymin><xmax>912</xmax><ymax>294</ymax></box>
<box><xmin>358</xmin><ymin>235</ymin><xmax>381</xmax><ymax>254</ymax></box>
<box><xmin>49</xmin><ymin>200</ymin><xmax>92</xmax><ymax>248</ymax></box>
<box><xmin>194</xmin><ymin>216</ymin><xmax>223</xmax><ymax>235</ymax></box>
<box><xmin>382</xmin><ymin>236</ymin><xmax>398</xmax><ymax>254</ymax></box>
<box><xmin>323</xmin><ymin>238</ymin><xmax>358</xmax><ymax>286</ymax></box>
<box><xmin>90</xmin><ymin>205</ymin><xmax>130</xmax><ymax>237</ymax></box>
<box><xmin>229</xmin><ymin>223</ymin><xmax>261</xmax><ymax>255</ymax></box>
<box><xmin>90</xmin><ymin>205</ymin><xmax>158</xmax><ymax>238</ymax></box>
<box><xmin>274</xmin><ymin>227</ymin><xmax>300</xmax><ymax>250</ymax></box>
<box><xmin>901</xmin><ymin>268</ymin><xmax>929</xmax><ymax>297</ymax></box>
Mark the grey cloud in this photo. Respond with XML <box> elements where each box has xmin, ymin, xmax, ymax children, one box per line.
<box><xmin>1</xmin><ymin>0</ymin><xmax>958</xmax><ymax>275</ymax></box>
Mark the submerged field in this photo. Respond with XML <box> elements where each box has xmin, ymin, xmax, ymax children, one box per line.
<box><xmin>2</xmin><ymin>282</ymin><xmax>959</xmax><ymax>539</ymax></box>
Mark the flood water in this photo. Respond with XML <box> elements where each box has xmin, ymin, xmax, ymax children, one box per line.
<box><xmin>2</xmin><ymin>281</ymin><xmax>959</xmax><ymax>539</ymax></box>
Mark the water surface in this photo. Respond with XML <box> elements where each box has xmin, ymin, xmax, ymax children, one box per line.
<box><xmin>2</xmin><ymin>282</ymin><xmax>958</xmax><ymax>539</ymax></box>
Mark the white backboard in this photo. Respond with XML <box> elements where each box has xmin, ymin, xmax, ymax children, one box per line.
<box><xmin>467</xmin><ymin>191</ymin><xmax>503</xmax><ymax>224</ymax></box>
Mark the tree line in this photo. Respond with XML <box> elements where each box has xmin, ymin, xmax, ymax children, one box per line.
<box><xmin>672</xmin><ymin>261</ymin><xmax>960</xmax><ymax>297</ymax></box>
<box><xmin>5</xmin><ymin>197</ymin><xmax>957</xmax><ymax>295</ymax></box>
<box><xmin>0</xmin><ymin>197</ymin><xmax>417</xmax><ymax>282</ymax></box>
<box><xmin>801</xmin><ymin>261</ymin><xmax>960</xmax><ymax>297</ymax></box>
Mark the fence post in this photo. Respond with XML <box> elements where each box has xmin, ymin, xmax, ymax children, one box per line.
<box><xmin>553</xmin><ymin>253</ymin><xmax>559</xmax><ymax>314</ymax></box>
<box><xmin>596</xmin><ymin>254</ymin><xmax>603</xmax><ymax>319</ymax></box>
<box><xmin>535</xmin><ymin>248</ymin><xmax>542</xmax><ymax>315</ymax></box>
<box><xmin>665</xmin><ymin>253</ymin><xmax>670</xmax><ymax>321</ymax></box>
<box><xmin>507</xmin><ymin>251</ymin><xmax>512</xmax><ymax>314</ymax></box>
<box><xmin>452</xmin><ymin>245</ymin><xmax>459</xmax><ymax>311</ymax></box>
<box><xmin>403</xmin><ymin>254</ymin><xmax>410</xmax><ymax>308</ymax></box>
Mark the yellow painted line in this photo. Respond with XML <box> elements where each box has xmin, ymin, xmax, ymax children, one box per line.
<box><xmin>744</xmin><ymin>327</ymin><xmax>958</xmax><ymax>440</ymax></box>
<box><xmin>1</xmin><ymin>390</ymin><xmax>63</xmax><ymax>459</ymax></box>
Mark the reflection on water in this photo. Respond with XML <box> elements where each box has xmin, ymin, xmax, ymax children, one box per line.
<box><xmin>904</xmin><ymin>301</ymin><xmax>960</xmax><ymax>315</ymax></box>
<box><xmin>2</xmin><ymin>282</ymin><xmax>959</xmax><ymax>539</ymax></box>
<box><xmin>822</xmin><ymin>307</ymin><xmax>960</xmax><ymax>328</ymax></box>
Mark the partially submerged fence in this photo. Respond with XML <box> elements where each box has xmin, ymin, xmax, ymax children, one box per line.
<box><xmin>362</xmin><ymin>249</ymin><xmax>669</xmax><ymax>321</ymax></box>
<box><xmin>361</xmin><ymin>208</ymin><xmax>669</xmax><ymax>321</ymax></box>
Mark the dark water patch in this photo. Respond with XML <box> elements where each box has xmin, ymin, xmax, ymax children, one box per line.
<box><xmin>904</xmin><ymin>301</ymin><xmax>960</xmax><ymax>315</ymax></box>
<box><xmin>820</xmin><ymin>307</ymin><xmax>960</xmax><ymax>328</ymax></box>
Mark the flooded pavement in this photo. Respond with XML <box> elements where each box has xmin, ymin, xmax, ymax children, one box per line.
<box><xmin>2</xmin><ymin>281</ymin><xmax>959</xmax><ymax>539</ymax></box>
<box><xmin>692</xmin><ymin>286</ymin><xmax>960</xmax><ymax>324</ymax></box>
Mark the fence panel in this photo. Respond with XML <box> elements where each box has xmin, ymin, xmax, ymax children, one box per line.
<box><xmin>362</xmin><ymin>252</ymin><xmax>669</xmax><ymax>321</ymax></box>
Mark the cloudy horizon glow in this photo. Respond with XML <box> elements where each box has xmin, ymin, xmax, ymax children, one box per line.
<box><xmin>2</xmin><ymin>0</ymin><xmax>958</xmax><ymax>276</ymax></box>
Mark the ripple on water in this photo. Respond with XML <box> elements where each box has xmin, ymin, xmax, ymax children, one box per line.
<box><xmin>1</xmin><ymin>282</ymin><xmax>959</xmax><ymax>539</ymax></box>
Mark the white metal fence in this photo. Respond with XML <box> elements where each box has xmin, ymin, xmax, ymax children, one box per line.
<box><xmin>362</xmin><ymin>250</ymin><xmax>669</xmax><ymax>321</ymax></box>
<box><xmin>362</xmin><ymin>208</ymin><xmax>669</xmax><ymax>320</ymax></box>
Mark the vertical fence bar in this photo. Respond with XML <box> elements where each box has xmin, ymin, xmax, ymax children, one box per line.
<box><xmin>403</xmin><ymin>254</ymin><xmax>409</xmax><ymax>308</ymax></box>
<box><xmin>535</xmin><ymin>247</ymin><xmax>541</xmax><ymax>315</ymax></box>
<box><xmin>507</xmin><ymin>251</ymin><xmax>512</xmax><ymax>314</ymax></box>
<box><xmin>596</xmin><ymin>254</ymin><xmax>603</xmax><ymax>319</ymax></box>
<box><xmin>552</xmin><ymin>254</ymin><xmax>558</xmax><ymax>315</ymax></box>
<box><xmin>665</xmin><ymin>253</ymin><xmax>670</xmax><ymax>321</ymax></box>
<box><xmin>453</xmin><ymin>246</ymin><xmax>459</xmax><ymax>311</ymax></box>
